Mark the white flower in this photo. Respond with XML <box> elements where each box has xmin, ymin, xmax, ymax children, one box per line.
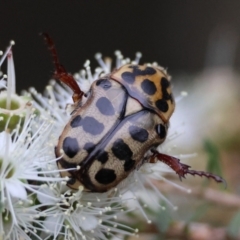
<box><xmin>37</xmin><ymin>182</ymin><xmax>137</xmax><ymax>240</ymax></box>
<box><xmin>0</xmin><ymin>197</ymin><xmax>42</xmax><ymax>240</ymax></box>
<box><xmin>0</xmin><ymin>42</ymin><xmax>68</xmax><ymax>240</ymax></box>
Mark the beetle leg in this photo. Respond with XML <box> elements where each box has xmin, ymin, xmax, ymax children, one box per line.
<box><xmin>150</xmin><ymin>150</ymin><xmax>226</xmax><ymax>186</ymax></box>
<box><xmin>41</xmin><ymin>33</ymin><xmax>83</xmax><ymax>103</ymax></box>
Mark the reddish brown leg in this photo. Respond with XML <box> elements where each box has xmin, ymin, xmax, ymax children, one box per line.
<box><xmin>41</xmin><ymin>33</ymin><xmax>83</xmax><ymax>103</ymax></box>
<box><xmin>150</xmin><ymin>150</ymin><xmax>226</xmax><ymax>186</ymax></box>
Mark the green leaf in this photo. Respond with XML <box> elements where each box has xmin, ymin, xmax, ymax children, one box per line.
<box><xmin>0</xmin><ymin>192</ymin><xmax>4</xmax><ymax>213</ymax></box>
<box><xmin>187</xmin><ymin>203</ymin><xmax>208</xmax><ymax>223</ymax></box>
<box><xmin>203</xmin><ymin>139</ymin><xmax>224</xmax><ymax>187</ymax></box>
<box><xmin>227</xmin><ymin>210</ymin><xmax>240</xmax><ymax>238</ymax></box>
<box><xmin>155</xmin><ymin>203</ymin><xmax>172</xmax><ymax>233</ymax></box>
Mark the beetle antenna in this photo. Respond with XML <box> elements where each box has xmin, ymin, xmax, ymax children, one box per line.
<box><xmin>40</xmin><ymin>32</ymin><xmax>83</xmax><ymax>103</ymax></box>
<box><xmin>40</xmin><ymin>32</ymin><xmax>63</xmax><ymax>73</ymax></box>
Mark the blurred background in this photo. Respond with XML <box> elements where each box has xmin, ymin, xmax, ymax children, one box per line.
<box><xmin>1</xmin><ymin>1</ymin><xmax>240</xmax><ymax>239</ymax></box>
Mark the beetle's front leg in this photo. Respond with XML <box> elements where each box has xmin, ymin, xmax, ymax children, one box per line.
<box><xmin>41</xmin><ymin>33</ymin><xmax>84</xmax><ymax>103</ymax></box>
<box><xmin>150</xmin><ymin>149</ymin><xmax>226</xmax><ymax>186</ymax></box>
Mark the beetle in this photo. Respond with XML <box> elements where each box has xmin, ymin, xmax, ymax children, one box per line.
<box><xmin>42</xmin><ymin>33</ymin><xmax>225</xmax><ymax>192</ymax></box>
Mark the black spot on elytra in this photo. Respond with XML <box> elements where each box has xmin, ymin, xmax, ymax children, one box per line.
<box><xmin>111</xmin><ymin>138</ymin><xmax>135</xmax><ymax>172</ymax></box>
<box><xmin>96</xmin><ymin>79</ymin><xmax>112</xmax><ymax>89</ymax></box>
<box><xmin>58</xmin><ymin>158</ymin><xmax>77</xmax><ymax>169</ymax></box>
<box><xmin>155</xmin><ymin>124</ymin><xmax>167</xmax><ymax>139</ymax></box>
<box><xmin>154</xmin><ymin>77</ymin><xmax>173</xmax><ymax>113</ymax></box>
<box><xmin>129</xmin><ymin>125</ymin><xmax>149</xmax><ymax>143</ymax></box>
<box><xmin>95</xmin><ymin>168</ymin><xmax>116</xmax><ymax>184</ymax></box>
<box><xmin>97</xmin><ymin>151</ymin><xmax>108</xmax><ymax>164</ymax></box>
<box><xmin>81</xmin><ymin>116</ymin><xmax>104</xmax><ymax>135</ymax></box>
<box><xmin>155</xmin><ymin>99</ymin><xmax>169</xmax><ymax>112</ymax></box>
<box><xmin>142</xmin><ymin>67</ymin><xmax>157</xmax><ymax>75</ymax></box>
<box><xmin>121</xmin><ymin>65</ymin><xmax>156</xmax><ymax>84</ymax></box>
<box><xmin>161</xmin><ymin>77</ymin><xmax>173</xmax><ymax>102</ymax></box>
<box><xmin>112</xmin><ymin>138</ymin><xmax>133</xmax><ymax>160</ymax></box>
<box><xmin>161</xmin><ymin>77</ymin><xmax>170</xmax><ymax>88</ymax></box>
<box><xmin>124</xmin><ymin>159</ymin><xmax>135</xmax><ymax>171</ymax></box>
<box><xmin>83</xmin><ymin>142</ymin><xmax>95</xmax><ymax>153</ymax></box>
<box><xmin>62</xmin><ymin>137</ymin><xmax>80</xmax><ymax>158</ymax></box>
<box><xmin>70</xmin><ymin>115</ymin><xmax>82</xmax><ymax>128</ymax></box>
<box><xmin>122</xmin><ymin>66</ymin><xmax>157</xmax><ymax>86</ymax></box>
<box><xmin>96</xmin><ymin>97</ymin><xmax>115</xmax><ymax>116</ymax></box>
<box><xmin>121</xmin><ymin>72</ymin><xmax>135</xmax><ymax>84</ymax></box>
<box><xmin>128</xmin><ymin>65</ymin><xmax>157</xmax><ymax>76</ymax></box>
<box><xmin>141</xmin><ymin>79</ymin><xmax>157</xmax><ymax>95</ymax></box>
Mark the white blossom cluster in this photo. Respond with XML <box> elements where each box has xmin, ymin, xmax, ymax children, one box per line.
<box><xmin>0</xmin><ymin>42</ymin><xmax>190</xmax><ymax>240</ymax></box>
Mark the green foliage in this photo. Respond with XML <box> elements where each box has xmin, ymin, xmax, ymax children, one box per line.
<box><xmin>155</xmin><ymin>203</ymin><xmax>172</xmax><ymax>233</ymax></box>
<box><xmin>0</xmin><ymin>95</ymin><xmax>34</xmax><ymax>132</ymax></box>
<box><xmin>0</xmin><ymin>99</ymin><xmax>21</xmax><ymax>132</ymax></box>
<box><xmin>0</xmin><ymin>192</ymin><xmax>3</xmax><ymax>213</ymax></box>
<box><xmin>227</xmin><ymin>210</ymin><xmax>240</xmax><ymax>238</ymax></box>
<box><xmin>203</xmin><ymin>139</ymin><xmax>224</xmax><ymax>188</ymax></box>
<box><xmin>0</xmin><ymin>113</ymin><xmax>21</xmax><ymax>132</ymax></box>
<box><xmin>0</xmin><ymin>98</ymin><xmax>20</xmax><ymax>110</ymax></box>
<box><xmin>186</xmin><ymin>203</ymin><xmax>209</xmax><ymax>223</ymax></box>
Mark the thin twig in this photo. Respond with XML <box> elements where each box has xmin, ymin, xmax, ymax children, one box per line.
<box><xmin>151</xmin><ymin>179</ymin><xmax>240</xmax><ymax>208</ymax></box>
<box><xmin>129</xmin><ymin>221</ymin><xmax>238</xmax><ymax>240</ymax></box>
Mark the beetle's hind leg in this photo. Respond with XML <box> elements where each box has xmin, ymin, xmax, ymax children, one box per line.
<box><xmin>150</xmin><ymin>150</ymin><xmax>226</xmax><ymax>186</ymax></box>
<box><xmin>41</xmin><ymin>33</ymin><xmax>84</xmax><ymax>103</ymax></box>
